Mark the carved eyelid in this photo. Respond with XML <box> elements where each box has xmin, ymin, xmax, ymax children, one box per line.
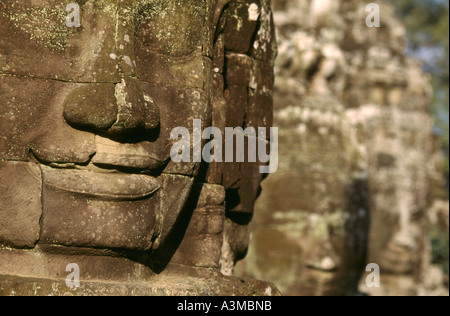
<box><xmin>134</xmin><ymin>1</ymin><xmax>205</xmax><ymax>57</ymax></box>
<box><xmin>410</xmin><ymin>209</ymin><xmax>424</xmax><ymax>221</ymax></box>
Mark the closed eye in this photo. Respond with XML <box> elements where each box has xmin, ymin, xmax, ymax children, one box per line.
<box><xmin>134</xmin><ymin>0</ymin><xmax>205</xmax><ymax>57</ymax></box>
<box><xmin>384</xmin><ymin>213</ymin><xmax>399</xmax><ymax>226</ymax></box>
<box><xmin>410</xmin><ymin>208</ymin><xmax>425</xmax><ymax>222</ymax></box>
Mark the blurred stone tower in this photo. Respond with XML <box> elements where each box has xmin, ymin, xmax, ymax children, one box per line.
<box><xmin>235</xmin><ymin>0</ymin><xmax>449</xmax><ymax>296</ymax></box>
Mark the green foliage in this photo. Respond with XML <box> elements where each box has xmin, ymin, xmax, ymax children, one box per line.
<box><xmin>429</xmin><ymin>225</ymin><xmax>450</xmax><ymax>276</ymax></box>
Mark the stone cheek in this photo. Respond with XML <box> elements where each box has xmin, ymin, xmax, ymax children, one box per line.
<box><xmin>170</xmin><ymin>184</ymin><xmax>226</xmax><ymax>269</ymax></box>
<box><xmin>222</xmin><ymin>2</ymin><xmax>260</xmax><ymax>54</ymax></box>
<box><xmin>0</xmin><ymin>161</ymin><xmax>42</xmax><ymax>248</ymax></box>
<box><xmin>205</xmin><ymin>0</ymin><xmax>277</xmax><ymax>276</ymax></box>
<box><xmin>0</xmin><ymin>76</ymin><xmax>97</xmax><ymax>164</ymax></box>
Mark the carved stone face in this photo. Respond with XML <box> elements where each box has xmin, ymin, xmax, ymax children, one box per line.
<box><xmin>245</xmin><ymin>172</ymin><xmax>368</xmax><ymax>296</ymax></box>
<box><xmin>374</xmin><ymin>186</ymin><xmax>426</xmax><ymax>275</ymax></box>
<box><xmin>366</xmin><ymin>111</ymin><xmax>431</xmax><ymax>277</ymax></box>
<box><xmin>0</xmin><ymin>0</ymin><xmax>213</xmax><ymax>251</ymax></box>
<box><xmin>369</xmin><ymin>153</ymin><xmax>428</xmax><ymax>275</ymax></box>
<box><xmin>238</xmin><ymin>101</ymin><xmax>369</xmax><ymax>296</ymax></box>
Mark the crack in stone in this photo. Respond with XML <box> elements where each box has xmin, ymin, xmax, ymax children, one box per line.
<box><xmin>0</xmin><ymin>72</ymin><xmax>120</xmax><ymax>84</ymax></box>
<box><xmin>0</xmin><ymin>72</ymin><xmax>207</xmax><ymax>90</ymax></box>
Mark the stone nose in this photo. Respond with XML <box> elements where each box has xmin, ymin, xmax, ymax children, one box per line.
<box><xmin>63</xmin><ymin>78</ymin><xmax>160</xmax><ymax>136</ymax></box>
<box><xmin>307</xmin><ymin>256</ymin><xmax>339</xmax><ymax>272</ymax></box>
<box><xmin>390</xmin><ymin>227</ymin><xmax>416</xmax><ymax>252</ymax></box>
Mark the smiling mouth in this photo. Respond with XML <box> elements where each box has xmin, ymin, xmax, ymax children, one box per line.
<box><xmin>41</xmin><ymin>165</ymin><xmax>160</xmax><ymax>201</ymax></box>
<box><xmin>380</xmin><ymin>250</ymin><xmax>415</xmax><ymax>273</ymax></box>
<box><xmin>306</xmin><ymin>269</ymin><xmax>340</xmax><ymax>283</ymax></box>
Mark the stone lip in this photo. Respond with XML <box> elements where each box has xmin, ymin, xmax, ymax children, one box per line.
<box><xmin>0</xmin><ymin>274</ymin><xmax>280</xmax><ymax>296</ymax></box>
<box><xmin>92</xmin><ymin>135</ymin><xmax>167</xmax><ymax>171</ymax></box>
<box><xmin>0</xmin><ymin>248</ymin><xmax>280</xmax><ymax>296</ymax></box>
<box><xmin>41</xmin><ymin>165</ymin><xmax>160</xmax><ymax>201</ymax></box>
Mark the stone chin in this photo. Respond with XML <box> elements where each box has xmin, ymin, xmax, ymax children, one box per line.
<box><xmin>294</xmin><ymin>272</ymin><xmax>346</xmax><ymax>296</ymax></box>
<box><xmin>37</xmin><ymin>154</ymin><xmax>197</xmax><ymax>253</ymax></box>
<box><xmin>379</xmin><ymin>251</ymin><xmax>416</xmax><ymax>275</ymax></box>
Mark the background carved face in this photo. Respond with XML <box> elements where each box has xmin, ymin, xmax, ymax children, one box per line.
<box><xmin>236</xmin><ymin>101</ymin><xmax>369</xmax><ymax>296</ymax></box>
<box><xmin>240</xmin><ymin>172</ymin><xmax>369</xmax><ymax>296</ymax></box>
<box><xmin>364</xmin><ymin>111</ymin><xmax>431</xmax><ymax>278</ymax></box>
<box><xmin>369</xmin><ymin>153</ymin><xmax>428</xmax><ymax>275</ymax></box>
<box><xmin>0</xmin><ymin>0</ymin><xmax>213</xmax><ymax>251</ymax></box>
